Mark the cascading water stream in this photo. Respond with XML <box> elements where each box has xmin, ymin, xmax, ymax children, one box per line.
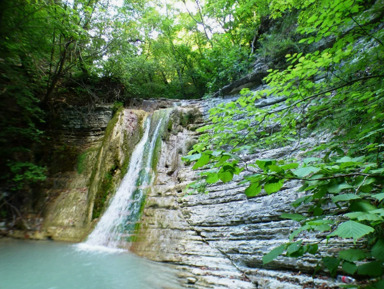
<box><xmin>78</xmin><ymin>110</ymin><xmax>168</xmax><ymax>252</ymax></box>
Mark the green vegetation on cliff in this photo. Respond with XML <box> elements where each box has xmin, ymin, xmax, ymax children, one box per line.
<box><xmin>185</xmin><ymin>0</ymin><xmax>384</xmax><ymax>286</ymax></box>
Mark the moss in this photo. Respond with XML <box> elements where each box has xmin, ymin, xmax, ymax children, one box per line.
<box><xmin>92</xmin><ymin>170</ymin><xmax>113</xmax><ymax>219</ymax></box>
<box><xmin>92</xmin><ymin>162</ymin><xmax>120</xmax><ymax>219</ymax></box>
<box><xmin>88</xmin><ymin>108</ymin><xmax>147</xmax><ymax>221</ymax></box>
<box><xmin>167</xmin><ymin>118</ymin><xmax>173</xmax><ymax>132</ymax></box>
<box><xmin>120</xmin><ymin>131</ymin><xmax>131</xmax><ymax>177</ymax></box>
<box><xmin>180</xmin><ymin>111</ymin><xmax>196</xmax><ymax>127</ymax></box>
<box><xmin>126</xmin><ymin>196</ymin><xmax>147</xmax><ymax>243</ymax></box>
<box><xmin>76</xmin><ymin>147</ymin><xmax>98</xmax><ymax>175</ymax></box>
<box><xmin>151</xmin><ymin>136</ymin><xmax>162</xmax><ymax>172</ymax></box>
<box><xmin>88</xmin><ymin>107</ymin><xmax>123</xmax><ymax>184</ymax></box>
<box><xmin>112</xmin><ymin>101</ymin><xmax>124</xmax><ymax>115</ymax></box>
<box><xmin>77</xmin><ymin>152</ymin><xmax>87</xmax><ymax>174</ymax></box>
<box><xmin>102</xmin><ymin>107</ymin><xmax>124</xmax><ymax>147</ymax></box>
<box><xmin>88</xmin><ymin>109</ymin><xmax>123</xmax><ymax>219</ymax></box>
<box><xmin>91</xmin><ymin>154</ymin><xmax>123</xmax><ymax>219</ymax></box>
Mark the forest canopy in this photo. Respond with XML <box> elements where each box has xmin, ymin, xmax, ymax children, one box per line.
<box><xmin>0</xmin><ymin>0</ymin><xmax>268</xmax><ymax>197</ymax></box>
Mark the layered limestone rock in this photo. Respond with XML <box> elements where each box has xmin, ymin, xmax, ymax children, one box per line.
<box><xmin>23</xmin><ymin>97</ymin><xmax>348</xmax><ymax>288</ymax></box>
<box><xmin>131</xmin><ymin>105</ymin><xmax>255</xmax><ymax>288</ymax></box>
<box><xmin>24</xmin><ymin>107</ymin><xmax>146</xmax><ymax>241</ymax></box>
<box><xmin>131</xmin><ymin>99</ymin><xmax>345</xmax><ymax>288</ymax></box>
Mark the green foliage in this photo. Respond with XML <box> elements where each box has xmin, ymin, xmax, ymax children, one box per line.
<box><xmin>186</xmin><ymin>0</ymin><xmax>384</xmax><ymax>285</ymax></box>
<box><xmin>329</xmin><ymin>221</ymin><xmax>375</xmax><ymax>242</ymax></box>
<box><xmin>257</xmin><ymin>11</ymin><xmax>300</xmax><ymax>62</ymax></box>
<box><xmin>322</xmin><ymin>257</ymin><xmax>341</xmax><ymax>276</ymax></box>
<box><xmin>203</xmin><ymin>42</ymin><xmax>251</xmax><ymax>92</ymax></box>
<box><xmin>0</xmin><ymin>0</ymin><xmax>46</xmax><ymax>193</ymax></box>
<box><xmin>262</xmin><ymin>244</ymin><xmax>285</xmax><ymax>264</ymax></box>
<box><xmin>8</xmin><ymin>162</ymin><xmax>47</xmax><ymax>190</ymax></box>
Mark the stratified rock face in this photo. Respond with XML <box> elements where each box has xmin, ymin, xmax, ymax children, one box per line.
<box><xmin>131</xmin><ymin>101</ymin><xmax>343</xmax><ymax>289</ymax></box>
<box><xmin>55</xmin><ymin>104</ymin><xmax>114</xmax><ymax>144</ymax></box>
<box><xmin>34</xmin><ymin>98</ymin><xmax>345</xmax><ymax>288</ymax></box>
<box><xmin>41</xmin><ymin>108</ymin><xmax>145</xmax><ymax>241</ymax></box>
<box><xmin>131</xmin><ymin>105</ymin><xmax>255</xmax><ymax>288</ymax></box>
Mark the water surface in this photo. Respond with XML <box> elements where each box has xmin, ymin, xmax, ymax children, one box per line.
<box><xmin>0</xmin><ymin>239</ymin><xmax>180</xmax><ymax>289</ymax></box>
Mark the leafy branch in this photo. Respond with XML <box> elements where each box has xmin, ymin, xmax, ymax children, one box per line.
<box><xmin>186</xmin><ymin>0</ymin><xmax>384</xmax><ymax>286</ymax></box>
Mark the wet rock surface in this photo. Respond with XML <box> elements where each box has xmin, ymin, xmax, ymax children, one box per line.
<box><xmin>32</xmin><ymin>108</ymin><xmax>146</xmax><ymax>241</ymax></box>
<box><xmin>131</xmin><ymin>99</ymin><xmax>344</xmax><ymax>289</ymax></box>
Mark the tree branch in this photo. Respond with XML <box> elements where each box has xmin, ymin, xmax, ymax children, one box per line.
<box><xmin>350</xmin><ymin>14</ymin><xmax>384</xmax><ymax>47</ymax></box>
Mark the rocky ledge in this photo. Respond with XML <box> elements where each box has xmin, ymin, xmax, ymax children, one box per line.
<box><xmin>131</xmin><ymin>98</ymin><xmax>350</xmax><ymax>289</ymax></box>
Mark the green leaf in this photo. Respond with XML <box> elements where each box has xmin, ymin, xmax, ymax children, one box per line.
<box><xmin>245</xmin><ymin>183</ymin><xmax>262</xmax><ymax>197</ymax></box>
<box><xmin>192</xmin><ymin>154</ymin><xmax>210</xmax><ymax>169</ymax></box>
<box><xmin>269</xmin><ymin>164</ymin><xmax>283</xmax><ymax>173</ymax></box>
<box><xmin>287</xmin><ymin>241</ymin><xmax>305</xmax><ymax>257</ymax></box>
<box><xmin>256</xmin><ymin>159</ymin><xmax>276</xmax><ymax>171</ymax></box>
<box><xmin>311</xmin><ymin>206</ymin><xmax>323</xmax><ymax>216</ymax></box>
<box><xmin>349</xmin><ymin>200</ymin><xmax>377</xmax><ymax>212</ymax></box>
<box><xmin>289</xmin><ymin>224</ymin><xmax>310</xmax><ymax>240</ymax></box>
<box><xmin>305</xmin><ymin>244</ymin><xmax>318</xmax><ymax>254</ymax></box>
<box><xmin>218</xmin><ymin>155</ymin><xmax>231</xmax><ymax>163</ymax></box>
<box><xmin>328</xmin><ymin>184</ymin><xmax>354</xmax><ymax>194</ymax></box>
<box><xmin>336</xmin><ymin>156</ymin><xmax>362</xmax><ymax>163</ymax></box>
<box><xmin>373</xmin><ymin>280</ymin><xmax>384</xmax><ymax>289</ymax></box>
<box><xmin>182</xmin><ymin>153</ymin><xmax>201</xmax><ymax>162</ymax></box>
<box><xmin>287</xmin><ymin>240</ymin><xmax>301</xmax><ymax>253</ymax></box>
<box><xmin>307</xmin><ymin>14</ymin><xmax>318</xmax><ymax>23</ymax></box>
<box><xmin>357</xmin><ymin>261</ymin><xmax>383</xmax><ymax>277</ymax></box>
<box><xmin>292</xmin><ymin>195</ymin><xmax>313</xmax><ymax>207</ymax></box>
<box><xmin>339</xmin><ymin>249</ymin><xmax>367</xmax><ymax>262</ymax></box>
<box><xmin>212</xmin><ymin>150</ymin><xmax>223</xmax><ymax>157</ymax></box>
<box><xmin>307</xmin><ymin>219</ymin><xmax>332</xmax><ymax>232</ymax></box>
<box><xmin>263</xmin><ymin>244</ymin><xmax>286</xmax><ymax>264</ymax></box>
<box><xmin>303</xmin><ymin>157</ymin><xmax>321</xmax><ymax>164</ymax></box>
<box><xmin>345</xmin><ymin>212</ymin><xmax>382</xmax><ymax>221</ymax></box>
<box><xmin>293</xmin><ymin>166</ymin><xmax>321</xmax><ymax>178</ymax></box>
<box><xmin>218</xmin><ymin>171</ymin><xmax>233</xmax><ymax>183</ymax></box>
<box><xmin>280</xmin><ymin>213</ymin><xmax>306</xmax><ymax>222</ymax></box>
<box><xmin>304</xmin><ymin>244</ymin><xmax>319</xmax><ymax>255</ymax></box>
<box><xmin>206</xmin><ymin>173</ymin><xmax>219</xmax><ymax>184</ymax></box>
<box><xmin>342</xmin><ymin>261</ymin><xmax>357</xmax><ymax>275</ymax></box>
<box><xmin>329</xmin><ymin>221</ymin><xmax>374</xmax><ymax>241</ymax></box>
<box><xmin>264</xmin><ymin>180</ymin><xmax>284</xmax><ymax>194</ymax></box>
<box><xmin>322</xmin><ymin>257</ymin><xmax>340</xmax><ymax>275</ymax></box>
<box><xmin>369</xmin><ymin>209</ymin><xmax>384</xmax><ymax>216</ymax></box>
<box><xmin>281</xmin><ymin>163</ymin><xmax>299</xmax><ymax>170</ymax></box>
<box><xmin>332</xmin><ymin>194</ymin><xmax>361</xmax><ymax>203</ymax></box>
<box><xmin>371</xmin><ymin>239</ymin><xmax>384</xmax><ymax>261</ymax></box>
<box><xmin>372</xmin><ymin>193</ymin><xmax>384</xmax><ymax>201</ymax></box>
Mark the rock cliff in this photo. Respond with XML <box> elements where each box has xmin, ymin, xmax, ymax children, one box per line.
<box><xmin>10</xmin><ymin>106</ymin><xmax>148</xmax><ymax>241</ymax></box>
<box><xmin>131</xmin><ymin>98</ymin><xmax>345</xmax><ymax>289</ymax></box>
<box><xmin>16</xmin><ymin>96</ymin><xmax>349</xmax><ymax>288</ymax></box>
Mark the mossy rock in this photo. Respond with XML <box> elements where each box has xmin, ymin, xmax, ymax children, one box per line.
<box><xmin>88</xmin><ymin>108</ymin><xmax>146</xmax><ymax>221</ymax></box>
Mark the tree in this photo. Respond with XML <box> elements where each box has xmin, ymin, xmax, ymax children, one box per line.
<box><xmin>0</xmin><ymin>0</ymin><xmax>118</xmax><ymax>216</ymax></box>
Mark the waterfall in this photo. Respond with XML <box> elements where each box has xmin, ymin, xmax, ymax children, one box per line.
<box><xmin>77</xmin><ymin>111</ymin><xmax>168</xmax><ymax>252</ymax></box>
